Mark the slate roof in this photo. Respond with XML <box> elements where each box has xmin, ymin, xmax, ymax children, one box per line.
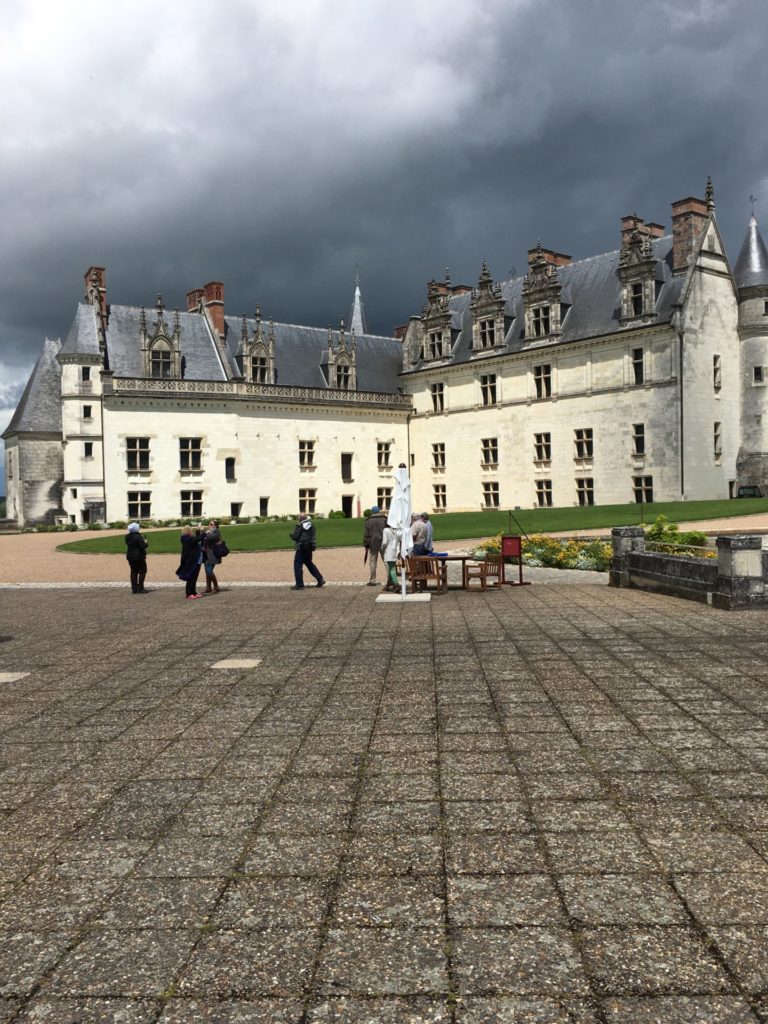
<box><xmin>223</xmin><ymin>317</ymin><xmax>403</xmax><ymax>393</ymax></box>
<box><xmin>734</xmin><ymin>216</ymin><xmax>768</xmax><ymax>290</ymax></box>
<box><xmin>106</xmin><ymin>305</ymin><xmax>229</xmax><ymax>380</ymax></box>
<box><xmin>59</xmin><ymin>303</ymin><xmax>101</xmax><ymax>357</ymax></box>
<box><xmin>404</xmin><ymin>236</ymin><xmax>685</xmax><ymax>372</ymax></box>
<box><xmin>2</xmin><ymin>338</ymin><xmax>62</xmax><ymax>437</ymax></box>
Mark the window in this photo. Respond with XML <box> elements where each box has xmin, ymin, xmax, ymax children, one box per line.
<box><xmin>341</xmin><ymin>453</ymin><xmax>353</xmax><ymax>482</ymax></box>
<box><xmin>535</xmin><ymin>479</ymin><xmax>553</xmax><ymax>508</ymax></box>
<box><xmin>150</xmin><ymin>345</ymin><xmax>172</xmax><ymax>379</ymax></box>
<box><xmin>713</xmin><ymin>354</ymin><xmax>722</xmax><ymax>393</ymax></box>
<box><xmin>336</xmin><ymin>362</ymin><xmax>351</xmax><ymax>388</ymax></box>
<box><xmin>430</xmin><ymin>382</ymin><xmax>444</xmax><ymax>412</ymax></box>
<box><xmin>433</xmin><ymin>484</ymin><xmax>446</xmax><ymax>510</ymax></box>
<box><xmin>225</xmin><ymin>457</ymin><xmax>236</xmax><ymax>481</ymax></box>
<box><xmin>251</xmin><ymin>355</ymin><xmax>269</xmax><ymax>383</ymax></box>
<box><xmin>81</xmin><ymin>366</ymin><xmax>91</xmax><ymax>382</ymax></box>
<box><xmin>533</xmin><ymin>364</ymin><xmax>552</xmax><ymax>399</ymax></box>
<box><xmin>754</xmin><ymin>366</ymin><xmax>764</xmax><ymax>385</ymax></box>
<box><xmin>377</xmin><ymin>442</ymin><xmax>391</xmax><ymax>469</ymax></box>
<box><xmin>480</xmin><ymin>373</ymin><xmax>497</xmax><ymax>406</ymax></box>
<box><xmin>299</xmin><ymin>488</ymin><xmax>317</xmax><ymax>515</ymax></box>
<box><xmin>82</xmin><ymin>405</ymin><xmax>92</xmax><ymax>420</ymax></box>
<box><xmin>631</xmin><ymin>281</ymin><xmax>643</xmax><ymax>317</ymax></box>
<box><xmin>764</xmin><ymin>301</ymin><xmax>768</xmax><ymax>316</ymax></box>
<box><xmin>574</xmin><ymin>428</ymin><xmax>593</xmax><ymax>460</ymax></box>
<box><xmin>299</xmin><ymin>439</ymin><xmax>315</xmax><ymax>467</ymax></box>
<box><xmin>632</xmin><ymin>347</ymin><xmax>644</xmax><ymax>385</ymax></box>
<box><xmin>180</xmin><ymin>437</ymin><xmax>202</xmax><ymax>471</ymax></box>
<box><xmin>432</xmin><ymin>442</ymin><xmax>446</xmax><ymax>468</ymax></box>
<box><xmin>482</xmin><ymin>481</ymin><xmax>500</xmax><ymax>509</ymax></box>
<box><xmin>377</xmin><ymin>487</ymin><xmax>392</xmax><ymax>511</ymax></box>
<box><xmin>427</xmin><ymin>331</ymin><xmax>443</xmax><ymax>359</ymax></box>
<box><xmin>71</xmin><ymin>488</ymin><xmax>78</xmax><ymax>499</ymax></box>
<box><xmin>714</xmin><ymin>421</ymin><xmax>722</xmax><ymax>461</ymax></box>
<box><xmin>534</xmin><ymin>432</ymin><xmax>551</xmax><ymax>462</ymax></box>
<box><xmin>532</xmin><ymin>305</ymin><xmax>551</xmax><ymax>337</ymax></box>
<box><xmin>84</xmin><ymin>442</ymin><xmax>93</xmax><ymax>458</ymax></box>
<box><xmin>180</xmin><ymin>490</ymin><xmax>203</xmax><ymax>517</ymax></box>
<box><xmin>126</xmin><ymin>437</ymin><xmax>150</xmax><ymax>471</ymax></box>
<box><xmin>259</xmin><ymin>497</ymin><xmax>269</xmax><ymax>517</ymax></box>
<box><xmin>481</xmin><ymin>437</ymin><xmax>498</xmax><ymax>466</ymax></box>
<box><xmin>632</xmin><ymin>423</ymin><xmax>645</xmax><ymax>456</ymax></box>
<box><xmin>577</xmin><ymin>478</ymin><xmax>594</xmax><ymax>506</ymax></box>
<box><xmin>478</xmin><ymin>318</ymin><xmax>495</xmax><ymax>348</ymax></box>
<box><xmin>231</xmin><ymin>502</ymin><xmax>242</xmax><ymax>518</ymax></box>
<box><xmin>127</xmin><ymin>491</ymin><xmax>151</xmax><ymax>519</ymax></box>
<box><xmin>633</xmin><ymin>475</ymin><xmax>653</xmax><ymax>503</ymax></box>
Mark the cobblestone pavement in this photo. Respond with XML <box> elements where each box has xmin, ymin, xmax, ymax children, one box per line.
<box><xmin>3</xmin><ymin>584</ymin><xmax>768</xmax><ymax>1021</ymax></box>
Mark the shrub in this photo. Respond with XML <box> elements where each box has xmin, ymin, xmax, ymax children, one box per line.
<box><xmin>363</xmin><ymin>509</ymin><xmax>372</xmax><ymax>518</ymax></box>
<box><xmin>645</xmin><ymin>514</ymin><xmax>713</xmax><ymax>557</ymax></box>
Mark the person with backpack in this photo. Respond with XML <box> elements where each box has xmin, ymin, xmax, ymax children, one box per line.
<box><xmin>290</xmin><ymin>514</ymin><xmax>326</xmax><ymax>590</ymax></box>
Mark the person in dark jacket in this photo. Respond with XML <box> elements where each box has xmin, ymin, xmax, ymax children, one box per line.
<box><xmin>363</xmin><ymin>505</ymin><xmax>388</xmax><ymax>586</ymax></box>
<box><xmin>203</xmin><ymin>520</ymin><xmax>222</xmax><ymax>594</ymax></box>
<box><xmin>290</xmin><ymin>514</ymin><xmax>325</xmax><ymax>590</ymax></box>
<box><xmin>176</xmin><ymin>525</ymin><xmax>204</xmax><ymax>599</ymax></box>
<box><xmin>125</xmin><ymin>522</ymin><xmax>148</xmax><ymax>594</ymax></box>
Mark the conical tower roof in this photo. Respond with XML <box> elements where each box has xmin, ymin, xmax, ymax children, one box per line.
<box><xmin>349</xmin><ymin>276</ymin><xmax>368</xmax><ymax>336</ymax></box>
<box><xmin>734</xmin><ymin>215</ymin><xmax>768</xmax><ymax>289</ymax></box>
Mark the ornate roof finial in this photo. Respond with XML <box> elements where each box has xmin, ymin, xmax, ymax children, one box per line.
<box><xmin>706</xmin><ymin>176</ymin><xmax>715</xmax><ymax>212</ymax></box>
<box><xmin>255</xmin><ymin>304</ymin><xmax>261</xmax><ymax>326</ymax></box>
<box><xmin>155</xmin><ymin>294</ymin><xmax>165</xmax><ymax>312</ymax></box>
<box><xmin>139</xmin><ymin>306</ymin><xmax>146</xmax><ymax>331</ymax></box>
<box><xmin>445</xmin><ymin>266</ymin><xmax>451</xmax><ymax>288</ymax></box>
<box><xmin>478</xmin><ymin>259</ymin><xmax>493</xmax><ymax>288</ymax></box>
<box><xmin>241</xmin><ymin>315</ymin><xmax>248</xmax><ymax>342</ymax></box>
<box><xmin>173</xmin><ymin>308</ymin><xmax>180</xmax><ymax>331</ymax></box>
<box><xmin>268</xmin><ymin>317</ymin><xmax>275</xmax><ymax>342</ymax></box>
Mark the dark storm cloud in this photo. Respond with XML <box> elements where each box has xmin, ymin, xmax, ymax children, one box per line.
<box><xmin>2</xmin><ymin>0</ymin><xmax>768</xmax><ymax>408</ymax></box>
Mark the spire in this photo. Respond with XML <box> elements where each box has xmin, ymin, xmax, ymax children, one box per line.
<box><xmin>706</xmin><ymin>175</ymin><xmax>715</xmax><ymax>212</ymax></box>
<box><xmin>734</xmin><ymin>213</ymin><xmax>768</xmax><ymax>289</ymax></box>
<box><xmin>349</xmin><ymin>273</ymin><xmax>368</xmax><ymax>337</ymax></box>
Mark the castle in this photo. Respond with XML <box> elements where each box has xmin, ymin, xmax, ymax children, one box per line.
<box><xmin>5</xmin><ymin>181</ymin><xmax>768</xmax><ymax>527</ymax></box>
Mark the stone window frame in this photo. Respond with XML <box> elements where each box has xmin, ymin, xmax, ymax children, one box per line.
<box><xmin>533</xmin><ymin>363</ymin><xmax>552</xmax><ymax>400</ymax></box>
<box><xmin>482</xmin><ymin>481</ymin><xmax>500</xmax><ymax>509</ymax></box>
<box><xmin>376</xmin><ymin>487</ymin><xmax>392</xmax><ymax>511</ymax></box>
<box><xmin>126</xmin><ymin>437</ymin><xmax>150</xmax><ymax>472</ymax></box>
<box><xmin>480</xmin><ymin>373</ymin><xmax>497</xmax><ymax>407</ymax></box>
<box><xmin>432</xmin><ymin>442</ymin><xmax>446</xmax><ymax>469</ymax></box>
<box><xmin>633</xmin><ymin>475</ymin><xmax>653</xmax><ymax>503</ymax></box>
<box><xmin>534</xmin><ymin>432</ymin><xmax>551</xmax><ymax>463</ymax></box>
<box><xmin>250</xmin><ymin>350</ymin><xmax>270</xmax><ymax>384</ymax></box>
<box><xmin>82</xmin><ymin>405</ymin><xmax>93</xmax><ymax>420</ymax></box>
<box><xmin>225</xmin><ymin>457</ymin><xmax>236</xmax><ymax>482</ymax></box>
<box><xmin>535</xmin><ymin>479</ymin><xmax>553</xmax><ymax>508</ymax></box>
<box><xmin>299</xmin><ymin>439</ymin><xmax>316</xmax><ymax>468</ymax></box>
<box><xmin>477</xmin><ymin>318</ymin><xmax>496</xmax><ymax>349</ymax></box>
<box><xmin>576</xmin><ymin>478</ymin><xmax>594</xmax><ymax>507</ymax></box>
<box><xmin>531</xmin><ymin>305</ymin><xmax>551</xmax><ymax>338</ymax></box>
<box><xmin>180</xmin><ymin>490</ymin><xmax>203</xmax><ymax>517</ymax></box>
<box><xmin>84</xmin><ymin>441</ymin><xmax>94</xmax><ymax>459</ymax></box>
<box><xmin>179</xmin><ymin>437</ymin><xmax>202</xmax><ymax>472</ymax></box>
<box><xmin>714</xmin><ymin>421</ymin><xmax>722</xmax><ymax>463</ymax></box>
<box><xmin>81</xmin><ymin>366</ymin><xmax>91</xmax><ymax>382</ymax></box>
<box><xmin>433</xmin><ymin>483</ymin><xmax>446</xmax><ymax>511</ymax></box>
<box><xmin>713</xmin><ymin>354</ymin><xmax>722</xmax><ymax>393</ymax></box>
<box><xmin>127</xmin><ymin>490</ymin><xmax>151</xmax><ymax>519</ymax></box>
<box><xmin>481</xmin><ymin>437</ymin><xmax>499</xmax><ymax>467</ymax></box>
<box><xmin>753</xmin><ymin>365</ymin><xmax>765</xmax><ymax>386</ymax></box>
<box><xmin>377</xmin><ymin>442</ymin><xmax>392</xmax><ymax>470</ymax></box>
<box><xmin>299</xmin><ymin>488</ymin><xmax>317</xmax><ymax>515</ymax></box>
<box><xmin>574</xmin><ymin>428</ymin><xmax>593</xmax><ymax>460</ymax></box>
<box><xmin>632</xmin><ymin>423</ymin><xmax>645</xmax><ymax>457</ymax></box>
<box><xmin>430</xmin><ymin>382</ymin><xmax>445</xmax><ymax>413</ymax></box>
<box><xmin>149</xmin><ymin>341</ymin><xmax>174</xmax><ymax>379</ymax></box>
<box><xmin>631</xmin><ymin>347</ymin><xmax>645</xmax><ymax>386</ymax></box>
<box><xmin>335</xmin><ymin>358</ymin><xmax>352</xmax><ymax>389</ymax></box>
<box><xmin>426</xmin><ymin>330</ymin><xmax>445</xmax><ymax>360</ymax></box>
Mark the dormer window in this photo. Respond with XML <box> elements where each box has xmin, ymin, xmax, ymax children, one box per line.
<box><xmin>479</xmin><ymin>319</ymin><xmax>495</xmax><ymax>348</ymax></box>
<box><xmin>532</xmin><ymin>306</ymin><xmax>551</xmax><ymax>338</ymax></box>
<box><xmin>428</xmin><ymin>331</ymin><xmax>444</xmax><ymax>359</ymax></box>
<box><xmin>251</xmin><ymin>353</ymin><xmax>269</xmax><ymax>383</ymax></box>
<box><xmin>470</xmin><ymin>262</ymin><xmax>506</xmax><ymax>352</ymax></box>
<box><xmin>141</xmin><ymin>301</ymin><xmax>182</xmax><ymax>379</ymax></box>
<box><xmin>618</xmin><ymin>219</ymin><xmax>657</xmax><ymax>324</ymax></box>
<box><xmin>631</xmin><ymin>282</ymin><xmax>643</xmax><ymax>316</ymax></box>
<box><xmin>242</xmin><ymin>311</ymin><xmax>275</xmax><ymax>384</ymax></box>
<box><xmin>336</xmin><ymin>360</ymin><xmax>351</xmax><ymax>389</ymax></box>
<box><xmin>151</xmin><ymin>344</ymin><xmax>173</xmax><ymax>378</ymax></box>
<box><xmin>325</xmin><ymin>321</ymin><xmax>357</xmax><ymax>390</ymax></box>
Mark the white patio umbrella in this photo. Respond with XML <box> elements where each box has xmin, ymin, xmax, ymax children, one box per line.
<box><xmin>387</xmin><ymin>464</ymin><xmax>414</xmax><ymax>597</ymax></box>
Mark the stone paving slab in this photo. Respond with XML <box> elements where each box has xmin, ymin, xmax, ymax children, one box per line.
<box><xmin>3</xmin><ymin>583</ymin><xmax>768</xmax><ymax>1020</ymax></box>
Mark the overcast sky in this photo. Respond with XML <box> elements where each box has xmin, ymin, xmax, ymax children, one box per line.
<box><xmin>2</xmin><ymin>0</ymin><xmax>768</xmax><ymax>485</ymax></box>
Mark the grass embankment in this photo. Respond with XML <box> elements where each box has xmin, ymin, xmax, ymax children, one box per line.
<box><xmin>57</xmin><ymin>498</ymin><xmax>768</xmax><ymax>555</ymax></box>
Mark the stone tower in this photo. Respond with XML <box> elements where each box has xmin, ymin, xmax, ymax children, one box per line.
<box><xmin>735</xmin><ymin>213</ymin><xmax>768</xmax><ymax>491</ymax></box>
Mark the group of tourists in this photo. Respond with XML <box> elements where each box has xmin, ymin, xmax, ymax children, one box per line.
<box><xmin>123</xmin><ymin>506</ymin><xmax>433</xmax><ymax>596</ymax></box>
<box><xmin>363</xmin><ymin>507</ymin><xmax>433</xmax><ymax>592</ymax></box>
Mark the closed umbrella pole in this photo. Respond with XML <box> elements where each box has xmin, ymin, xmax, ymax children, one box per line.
<box><xmin>387</xmin><ymin>464</ymin><xmax>413</xmax><ymax>598</ymax></box>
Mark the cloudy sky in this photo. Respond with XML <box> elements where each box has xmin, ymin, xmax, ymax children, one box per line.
<box><xmin>2</xmin><ymin>0</ymin><xmax>768</xmax><ymax>487</ymax></box>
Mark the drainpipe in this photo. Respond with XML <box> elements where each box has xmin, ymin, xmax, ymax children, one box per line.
<box><xmin>673</xmin><ymin>307</ymin><xmax>685</xmax><ymax>499</ymax></box>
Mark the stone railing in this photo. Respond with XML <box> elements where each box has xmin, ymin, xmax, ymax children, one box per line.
<box><xmin>107</xmin><ymin>375</ymin><xmax>412</xmax><ymax>409</ymax></box>
<box><xmin>610</xmin><ymin>526</ymin><xmax>767</xmax><ymax>609</ymax></box>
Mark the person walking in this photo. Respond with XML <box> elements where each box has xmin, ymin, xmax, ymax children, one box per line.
<box><xmin>363</xmin><ymin>505</ymin><xmax>388</xmax><ymax>586</ymax></box>
<box><xmin>176</xmin><ymin>525</ymin><xmax>204</xmax><ymax>599</ymax></box>
<box><xmin>125</xmin><ymin>522</ymin><xmax>148</xmax><ymax>593</ymax></box>
<box><xmin>381</xmin><ymin>522</ymin><xmax>400</xmax><ymax>592</ymax></box>
<box><xmin>290</xmin><ymin>514</ymin><xmax>326</xmax><ymax>590</ymax></box>
<box><xmin>203</xmin><ymin>519</ymin><xmax>222</xmax><ymax>594</ymax></box>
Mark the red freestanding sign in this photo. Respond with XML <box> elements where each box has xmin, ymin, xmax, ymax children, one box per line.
<box><xmin>500</xmin><ymin>535</ymin><xmax>530</xmax><ymax>587</ymax></box>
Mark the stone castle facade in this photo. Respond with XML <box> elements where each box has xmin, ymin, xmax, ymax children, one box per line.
<box><xmin>6</xmin><ymin>181</ymin><xmax>768</xmax><ymax>526</ymax></box>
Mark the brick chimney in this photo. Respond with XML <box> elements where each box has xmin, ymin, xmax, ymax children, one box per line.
<box><xmin>671</xmin><ymin>196</ymin><xmax>709</xmax><ymax>273</ymax></box>
<box><xmin>620</xmin><ymin>216</ymin><xmax>666</xmax><ymax>250</ymax></box>
<box><xmin>646</xmin><ymin>222</ymin><xmax>665</xmax><ymax>239</ymax></box>
<box><xmin>84</xmin><ymin>266</ymin><xmax>107</xmax><ymax>317</ymax></box>
<box><xmin>527</xmin><ymin>247</ymin><xmax>571</xmax><ymax>267</ymax></box>
<box><xmin>186</xmin><ymin>288</ymin><xmax>204</xmax><ymax>312</ymax></box>
<box><xmin>202</xmin><ymin>281</ymin><xmax>225</xmax><ymax>337</ymax></box>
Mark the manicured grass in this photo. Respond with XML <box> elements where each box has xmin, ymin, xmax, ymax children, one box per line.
<box><xmin>57</xmin><ymin>497</ymin><xmax>768</xmax><ymax>555</ymax></box>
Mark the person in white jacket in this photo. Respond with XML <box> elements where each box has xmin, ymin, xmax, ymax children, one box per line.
<box><xmin>381</xmin><ymin>523</ymin><xmax>401</xmax><ymax>592</ymax></box>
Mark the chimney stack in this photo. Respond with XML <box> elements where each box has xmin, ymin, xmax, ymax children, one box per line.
<box><xmin>527</xmin><ymin>247</ymin><xmax>571</xmax><ymax>268</ymax></box>
<box><xmin>202</xmin><ymin>281</ymin><xmax>225</xmax><ymax>337</ymax></box>
<box><xmin>620</xmin><ymin>216</ymin><xmax>666</xmax><ymax>250</ymax></box>
<box><xmin>671</xmin><ymin>196</ymin><xmax>709</xmax><ymax>273</ymax></box>
<box><xmin>84</xmin><ymin>266</ymin><xmax>107</xmax><ymax>318</ymax></box>
<box><xmin>186</xmin><ymin>288</ymin><xmax>204</xmax><ymax>312</ymax></box>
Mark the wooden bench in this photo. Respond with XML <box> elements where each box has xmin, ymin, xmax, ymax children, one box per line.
<box><xmin>406</xmin><ymin>556</ymin><xmax>446</xmax><ymax>593</ymax></box>
<box><xmin>463</xmin><ymin>554</ymin><xmax>502</xmax><ymax>590</ymax></box>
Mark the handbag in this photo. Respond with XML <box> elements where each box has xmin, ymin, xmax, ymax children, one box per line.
<box><xmin>213</xmin><ymin>540</ymin><xmax>229</xmax><ymax>559</ymax></box>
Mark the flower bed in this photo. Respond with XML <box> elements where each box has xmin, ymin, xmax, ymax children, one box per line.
<box><xmin>472</xmin><ymin>533</ymin><xmax>612</xmax><ymax>572</ymax></box>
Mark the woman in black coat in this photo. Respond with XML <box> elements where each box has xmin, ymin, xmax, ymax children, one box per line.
<box><xmin>176</xmin><ymin>526</ymin><xmax>204</xmax><ymax>599</ymax></box>
<box><xmin>125</xmin><ymin>522</ymin><xmax>148</xmax><ymax>594</ymax></box>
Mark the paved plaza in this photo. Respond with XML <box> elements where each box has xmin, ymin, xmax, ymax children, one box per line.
<box><xmin>3</xmin><ymin>581</ymin><xmax>768</xmax><ymax>1022</ymax></box>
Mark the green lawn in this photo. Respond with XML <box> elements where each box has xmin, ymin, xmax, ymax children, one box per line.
<box><xmin>57</xmin><ymin>497</ymin><xmax>768</xmax><ymax>555</ymax></box>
